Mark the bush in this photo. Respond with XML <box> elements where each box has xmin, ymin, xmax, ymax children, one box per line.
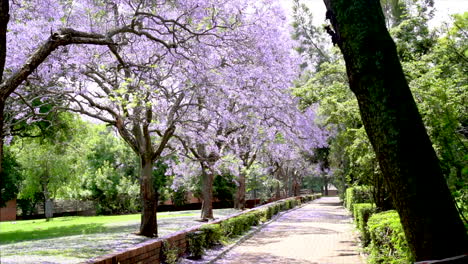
<box><xmin>200</xmin><ymin>224</ymin><xmax>222</xmax><ymax>247</ymax></box>
<box><xmin>220</xmin><ymin>215</ymin><xmax>250</xmax><ymax>238</ymax></box>
<box><xmin>353</xmin><ymin>203</ymin><xmax>376</xmax><ymax>246</ymax></box>
<box><xmin>186</xmin><ymin>231</ymin><xmax>206</xmax><ymax>259</ymax></box>
<box><xmin>273</xmin><ymin>203</ymin><xmax>281</xmax><ymax>215</ymax></box>
<box><xmin>162</xmin><ymin>240</ymin><xmax>179</xmax><ymax>264</ymax></box>
<box><xmin>345</xmin><ymin>186</ymin><xmax>372</xmax><ymax>214</ymax></box>
<box><xmin>266</xmin><ymin>205</ymin><xmax>275</xmax><ymax>220</ymax></box>
<box><xmin>367</xmin><ymin>210</ymin><xmax>412</xmax><ymax>264</ymax></box>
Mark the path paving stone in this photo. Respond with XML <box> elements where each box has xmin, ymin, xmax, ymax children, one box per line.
<box><xmin>214</xmin><ymin>197</ymin><xmax>365</xmax><ymax>264</ymax></box>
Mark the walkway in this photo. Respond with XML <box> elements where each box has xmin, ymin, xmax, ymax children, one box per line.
<box><xmin>214</xmin><ymin>197</ymin><xmax>365</xmax><ymax>264</ymax></box>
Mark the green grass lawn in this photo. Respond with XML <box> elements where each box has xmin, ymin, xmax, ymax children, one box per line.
<box><xmin>0</xmin><ymin>211</ymin><xmax>198</xmax><ymax>244</ymax></box>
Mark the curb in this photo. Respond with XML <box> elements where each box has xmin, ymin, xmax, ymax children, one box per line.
<box><xmin>203</xmin><ymin>198</ymin><xmax>320</xmax><ymax>264</ymax></box>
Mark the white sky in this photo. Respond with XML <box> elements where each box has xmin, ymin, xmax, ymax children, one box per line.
<box><xmin>280</xmin><ymin>0</ymin><xmax>468</xmax><ymax>27</ymax></box>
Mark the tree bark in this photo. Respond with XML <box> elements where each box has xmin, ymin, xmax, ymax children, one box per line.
<box><xmin>0</xmin><ymin>101</ymin><xmax>4</xmax><ymax>180</ymax></box>
<box><xmin>41</xmin><ymin>179</ymin><xmax>53</xmax><ymax>220</ymax></box>
<box><xmin>0</xmin><ymin>0</ymin><xmax>8</xmax><ymax>81</ymax></box>
<box><xmin>323</xmin><ymin>0</ymin><xmax>468</xmax><ymax>260</ymax></box>
<box><xmin>200</xmin><ymin>168</ymin><xmax>214</xmax><ymax>220</ymax></box>
<box><xmin>323</xmin><ymin>175</ymin><xmax>329</xmax><ymax>196</ymax></box>
<box><xmin>139</xmin><ymin>156</ymin><xmax>158</xmax><ymax>237</ymax></box>
<box><xmin>234</xmin><ymin>172</ymin><xmax>246</xmax><ymax>210</ymax></box>
<box><xmin>0</xmin><ymin>0</ymin><xmax>8</xmax><ymax>199</ymax></box>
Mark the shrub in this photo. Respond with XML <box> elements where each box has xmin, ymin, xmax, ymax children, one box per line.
<box><xmin>345</xmin><ymin>186</ymin><xmax>373</xmax><ymax>214</ymax></box>
<box><xmin>250</xmin><ymin>209</ymin><xmax>266</xmax><ymax>224</ymax></box>
<box><xmin>220</xmin><ymin>215</ymin><xmax>249</xmax><ymax>238</ymax></box>
<box><xmin>301</xmin><ymin>194</ymin><xmax>315</xmax><ymax>203</ymax></box>
<box><xmin>161</xmin><ymin>240</ymin><xmax>179</xmax><ymax>264</ymax></box>
<box><xmin>367</xmin><ymin>210</ymin><xmax>412</xmax><ymax>264</ymax></box>
<box><xmin>200</xmin><ymin>224</ymin><xmax>222</xmax><ymax>247</ymax></box>
<box><xmin>186</xmin><ymin>231</ymin><xmax>206</xmax><ymax>259</ymax></box>
<box><xmin>266</xmin><ymin>205</ymin><xmax>275</xmax><ymax>220</ymax></box>
<box><xmin>273</xmin><ymin>203</ymin><xmax>281</xmax><ymax>215</ymax></box>
<box><xmin>353</xmin><ymin>203</ymin><xmax>376</xmax><ymax>246</ymax></box>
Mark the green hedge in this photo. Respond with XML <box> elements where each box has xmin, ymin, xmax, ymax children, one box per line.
<box><xmin>367</xmin><ymin>210</ymin><xmax>412</xmax><ymax>264</ymax></box>
<box><xmin>300</xmin><ymin>194</ymin><xmax>321</xmax><ymax>203</ymax></box>
<box><xmin>353</xmin><ymin>203</ymin><xmax>375</xmax><ymax>246</ymax></box>
<box><xmin>186</xmin><ymin>231</ymin><xmax>206</xmax><ymax>259</ymax></box>
<box><xmin>345</xmin><ymin>186</ymin><xmax>373</xmax><ymax>214</ymax></box>
<box><xmin>182</xmin><ymin>196</ymin><xmax>313</xmax><ymax>261</ymax></box>
<box><xmin>199</xmin><ymin>224</ymin><xmax>222</xmax><ymax>247</ymax></box>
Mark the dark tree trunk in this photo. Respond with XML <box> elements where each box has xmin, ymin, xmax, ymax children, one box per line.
<box><xmin>0</xmin><ymin>0</ymin><xmax>8</xmax><ymax>80</ymax></box>
<box><xmin>200</xmin><ymin>168</ymin><xmax>214</xmax><ymax>220</ymax></box>
<box><xmin>139</xmin><ymin>156</ymin><xmax>158</xmax><ymax>237</ymax></box>
<box><xmin>0</xmin><ymin>0</ymin><xmax>9</xmax><ymax>188</ymax></box>
<box><xmin>234</xmin><ymin>172</ymin><xmax>246</xmax><ymax>210</ymax></box>
<box><xmin>292</xmin><ymin>172</ymin><xmax>300</xmax><ymax>197</ymax></box>
<box><xmin>323</xmin><ymin>0</ymin><xmax>468</xmax><ymax>260</ymax></box>
<box><xmin>0</xmin><ymin>101</ymin><xmax>4</xmax><ymax>179</ymax></box>
<box><xmin>323</xmin><ymin>176</ymin><xmax>329</xmax><ymax>196</ymax></box>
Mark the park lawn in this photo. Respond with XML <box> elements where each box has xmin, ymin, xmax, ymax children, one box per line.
<box><xmin>0</xmin><ymin>211</ymin><xmax>197</xmax><ymax>244</ymax></box>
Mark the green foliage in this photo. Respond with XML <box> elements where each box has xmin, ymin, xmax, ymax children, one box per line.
<box><xmin>16</xmin><ymin>192</ymin><xmax>43</xmax><ymax>217</ymax></box>
<box><xmin>367</xmin><ymin>210</ymin><xmax>412</xmax><ymax>264</ymax></box>
<box><xmin>345</xmin><ymin>186</ymin><xmax>373</xmax><ymax>214</ymax></box>
<box><xmin>199</xmin><ymin>224</ymin><xmax>222</xmax><ymax>247</ymax></box>
<box><xmin>213</xmin><ymin>174</ymin><xmax>236</xmax><ymax>206</ymax></box>
<box><xmin>186</xmin><ymin>231</ymin><xmax>206</xmax><ymax>259</ymax></box>
<box><xmin>79</xmin><ymin>125</ymin><xmax>140</xmax><ymax>215</ymax></box>
<box><xmin>162</xmin><ymin>240</ymin><xmax>179</xmax><ymax>264</ymax></box>
<box><xmin>0</xmin><ymin>147</ymin><xmax>22</xmax><ymax>207</ymax></box>
<box><xmin>390</xmin><ymin>0</ymin><xmax>436</xmax><ymax>62</ymax></box>
<box><xmin>11</xmin><ymin>113</ymin><xmax>87</xmax><ymax>210</ymax></box>
<box><xmin>220</xmin><ymin>214</ymin><xmax>252</xmax><ymax>238</ymax></box>
<box><xmin>353</xmin><ymin>203</ymin><xmax>376</xmax><ymax>246</ymax></box>
<box><xmin>245</xmin><ymin>163</ymin><xmax>279</xmax><ymax>203</ymax></box>
<box><xmin>170</xmin><ymin>186</ymin><xmax>188</xmax><ymax>207</ymax></box>
<box><xmin>453</xmin><ymin>186</ymin><xmax>468</xmax><ymax>224</ymax></box>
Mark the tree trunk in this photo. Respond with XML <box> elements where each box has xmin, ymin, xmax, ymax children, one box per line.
<box><xmin>292</xmin><ymin>172</ymin><xmax>299</xmax><ymax>196</ymax></box>
<box><xmin>139</xmin><ymin>156</ymin><xmax>158</xmax><ymax>237</ymax></box>
<box><xmin>41</xmin><ymin>179</ymin><xmax>53</xmax><ymax>220</ymax></box>
<box><xmin>44</xmin><ymin>198</ymin><xmax>53</xmax><ymax>220</ymax></box>
<box><xmin>234</xmin><ymin>172</ymin><xmax>246</xmax><ymax>210</ymax></box>
<box><xmin>200</xmin><ymin>168</ymin><xmax>214</xmax><ymax>220</ymax></box>
<box><xmin>0</xmin><ymin>101</ymin><xmax>4</xmax><ymax>182</ymax></box>
<box><xmin>323</xmin><ymin>175</ymin><xmax>329</xmax><ymax>196</ymax></box>
<box><xmin>275</xmin><ymin>182</ymin><xmax>281</xmax><ymax>200</ymax></box>
<box><xmin>323</xmin><ymin>0</ymin><xmax>468</xmax><ymax>260</ymax></box>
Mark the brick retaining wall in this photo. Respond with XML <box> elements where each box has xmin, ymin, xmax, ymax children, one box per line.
<box><xmin>87</xmin><ymin>195</ymin><xmax>313</xmax><ymax>264</ymax></box>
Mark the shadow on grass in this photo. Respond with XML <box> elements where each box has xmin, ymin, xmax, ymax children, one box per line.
<box><xmin>0</xmin><ymin>223</ymin><xmax>109</xmax><ymax>245</ymax></box>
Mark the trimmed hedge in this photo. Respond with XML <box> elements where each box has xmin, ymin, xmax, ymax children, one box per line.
<box><xmin>177</xmin><ymin>195</ymin><xmax>321</xmax><ymax>262</ymax></box>
<box><xmin>353</xmin><ymin>203</ymin><xmax>375</xmax><ymax>246</ymax></box>
<box><xmin>345</xmin><ymin>186</ymin><xmax>373</xmax><ymax>214</ymax></box>
<box><xmin>300</xmin><ymin>194</ymin><xmax>320</xmax><ymax>203</ymax></box>
<box><xmin>367</xmin><ymin>210</ymin><xmax>412</xmax><ymax>264</ymax></box>
<box><xmin>199</xmin><ymin>224</ymin><xmax>222</xmax><ymax>247</ymax></box>
<box><xmin>186</xmin><ymin>231</ymin><xmax>206</xmax><ymax>259</ymax></box>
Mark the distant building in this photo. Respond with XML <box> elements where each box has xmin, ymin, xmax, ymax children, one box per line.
<box><xmin>0</xmin><ymin>199</ymin><xmax>17</xmax><ymax>221</ymax></box>
<box><xmin>327</xmin><ymin>184</ymin><xmax>338</xmax><ymax>196</ymax></box>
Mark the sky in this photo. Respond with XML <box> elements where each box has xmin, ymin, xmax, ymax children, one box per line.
<box><xmin>280</xmin><ymin>0</ymin><xmax>468</xmax><ymax>27</ymax></box>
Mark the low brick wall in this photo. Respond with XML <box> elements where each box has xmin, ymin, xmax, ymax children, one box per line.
<box><xmin>87</xmin><ymin>195</ymin><xmax>316</xmax><ymax>264</ymax></box>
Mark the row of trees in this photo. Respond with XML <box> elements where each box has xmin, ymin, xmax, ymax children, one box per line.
<box><xmin>1</xmin><ymin>0</ymin><xmax>466</xmax><ymax>260</ymax></box>
<box><xmin>0</xmin><ymin>0</ymin><xmax>329</xmax><ymax>238</ymax></box>
<box><xmin>290</xmin><ymin>0</ymin><xmax>467</xmax><ymax>260</ymax></box>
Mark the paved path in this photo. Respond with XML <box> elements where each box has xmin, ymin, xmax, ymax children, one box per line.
<box><xmin>214</xmin><ymin>197</ymin><xmax>365</xmax><ymax>264</ymax></box>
